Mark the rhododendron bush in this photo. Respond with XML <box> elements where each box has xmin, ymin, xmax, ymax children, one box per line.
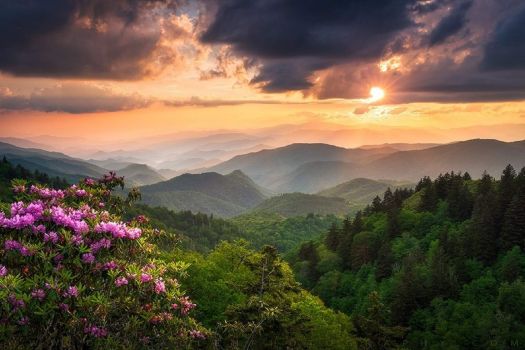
<box><xmin>0</xmin><ymin>173</ymin><xmax>205</xmax><ymax>349</ymax></box>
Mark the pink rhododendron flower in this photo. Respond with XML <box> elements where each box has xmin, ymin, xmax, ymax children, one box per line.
<box><xmin>179</xmin><ymin>296</ymin><xmax>196</xmax><ymax>316</ymax></box>
<box><xmin>84</xmin><ymin>325</ymin><xmax>108</xmax><ymax>338</ymax></box>
<box><xmin>65</xmin><ymin>286</ymin><xmax>79</xmax><ymax>298</ymax></box>
<box><xmin>44</xmin><ymin>231</ymin><xmax>59</xmax><ymax>244</ymax></box>
<box><xmin>103</xmin><ymin>261</ymin><xmax>118</xmax><ymax>270</ymax></box>
<box><xmin>189</xmin><ymin>330</ymin><xmax>205</xmax><ymax>339</ymax></box>
<box><xmin>31</xmin><ymin>289</ymin><xmax>46</xmax><ymax>301</ymax></box>
<box><xmin>154</xmin><ymin>278</ymin><xmax>166</xmax><ymax>294</ymax></box>
<box><xmin>115</xmin><ymin>276</ymin><xmax>128</xmax><ymax>287</ymax></box>
<box><xmin>0</xmin><ymin>265</ymin><xmax>7</xmax><ymax>277</ymax></box>
<box><xmin>140</xmin><ymin>273</ymin><xmax>152</xmax><ymax>283</ymax></box>
<box><xmin>84</xmin><ymin>178</ymin><xmax>96</xmax><ymax>186</ymax></box>
<box><xmin>82</xmin><ymin>253</ymin><xmax>95</xmax><ymax>264</ymax></box>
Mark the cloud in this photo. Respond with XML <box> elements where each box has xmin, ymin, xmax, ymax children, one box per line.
<box><xmin>200</xmin><ymin>0</ymin><xmax>417</xmax><ymax>92</ymax></box>
<box><xmin>481</xmin><ymin>4</ymin><xmax>525</xmax><ymax>71</ymax></box>
<box><xmin>0</xmin><ymin>0</ymin><xmax>188</xmax><ymax>79</ymax></box>
<box><xmin>429</xmin><ymin>0</ymin><xmax>473</xmax><ymax>46</ymax></box>
<box><xmin>353</xmin><ymin>106</ymin><xmax>370</xmax><ymax>115</ymax></box>
<box><xmin>0</xmin><ymin>83</ymin><xmax>149</xmax><ymax>113</ymax></box>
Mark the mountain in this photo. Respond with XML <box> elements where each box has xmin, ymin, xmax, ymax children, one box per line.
<box><xmin>138</xmin><ymin>170</ymin><xmax>268</xmax><ymax>217</ymax></box>
<box><xmin>0</xmin><ymin>142</ymin><xmax>107</xmax><ymax>182</ymax></box>
<box><xmin>251</xmin><ymin>193</ymin><xmax>350</xmax><ymax>217</ymax></box>
<box><xmin>318</xmin><ymin>178</ymin><xmax>414</xmax><ymax>210</ymax></box>
<box><xmin>116</xmin><ymin>164</ymin><xmax>165</xmax><ymax>186</ymax></box>
<box><xmin>220</xmin><ymin>139</ymin><xmax>525</xmax><ymax>193</ymax></box>
<box><xmin>208</xmin><ymin>143</ymin><xmax>397</xmax><ymax>190</ymax></box>
<box><xmin>359</xmin><ymin>139</ymin><xmax>525</xmax><ymax>181</ymax></box>
<box><xmin>87</xmin><ymin>158</ymin><xmax>136</xmax><ymax>170</ymax></box>
<box><xmin>359</xmin><ymin>142</ymin><xmax>440</xmax><ymax>151</ymax></box>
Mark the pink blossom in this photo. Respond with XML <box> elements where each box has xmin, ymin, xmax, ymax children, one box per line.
<box><xmin>71</xmin><ymin>234</ymin><xmax>84</xmax><ymax>246</ymax></box>
<box><xmin>65</xmin><ymin>286</ymin><xmax>78</xmax><ymax>298</ymax></box>
<box><xmin>59</xmin><ymin>303</ymin><xmax>70</xmax><ymax>312</ymax></box>
<box><xmin>31</xmin><ymin>289</ymin><xmax>46</xmax><ymax>301</ymax></box>
<box><xmin>84</xmin><ymin>178</ymin><xmax>96</xmax><ymax>186</ymax></box>
<box><xmin>140</xmin><ymin>273</ymin><xmax>152</xmax><ymax>283</ymax></box>
<box><xmin>115</xmin><ymin>276</ymin><xmax>128</xmax><ymax>287</ymax></box>
<box><xmin>154</xmin><ymin>278</ymin><xmax>166</xmax><ymax>294</ymax></box>
<box><xmin>44</xmin><ymin>231</ymin><xmax>59</xmax><ymax>244</ymax></box>
<box><xmin>90</xmin><ymin>238</ymin><xmax>112</xmax><ymax>253</ymax></box>
<box><xmin>189</xmin><ymin>330</ymin><xmax>205</xmax><ymax>339</ymax></box>
<box><xmin>75</xmin><ymin>189</ymin><xmax>88</xmax><ymax>197</ymax></box>
<box><xmin>82</xmin><ymin>253</ymin><xmax>95</xmax><ymax>264</ymax></box>
<box><xmin>0</xmin><ymin>265</ymin><xmax>7</xmax><ymax>277</ymax></box>
<box><xmin>84</xmin><ymin>325</ymin><xmax>108</xmax><ymax>338</ymax></box>
<box><xmin>103</xmin><ymin>261</ymin><xmax>118</xmax><ymax>270</ymax></box>
<box><xmin>179</xmin><ymin>296</ymin><xmax>196</xmax><ymax>315</ymax></box>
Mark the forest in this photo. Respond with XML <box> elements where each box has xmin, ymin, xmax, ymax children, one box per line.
<box><xmin>0</xmin><ymin>157</ymin><xmax>525</xmax><ymax>349</ymax></box>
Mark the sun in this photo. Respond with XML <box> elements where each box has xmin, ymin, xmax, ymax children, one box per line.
<box><xmin>368</xmin><ymin>86</ymin><xmax>385</xmax><ymax>103</ymax></box>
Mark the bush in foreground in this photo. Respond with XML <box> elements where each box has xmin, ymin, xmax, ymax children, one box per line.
<box><xmin>0</xmin><ymin>173</ymin><xmax>205</xmax><ymax>349</ymax></box>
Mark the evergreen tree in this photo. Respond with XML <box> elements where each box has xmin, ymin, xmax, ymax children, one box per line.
<box><xmin>468</xmin><ymin>189</ymin><xmax>499</xmax><ymax>263</ymax></box>
<box><xmin>352</xmin><ymin>211</ymin><xmax>364</xmax><ymax>233</ymax></box>
<box><xmin>497</xmin><ymin>165</ymin><xmax>517</xmax><ymax>230</ymax></box>
<box><xmin>325</xmin><ymin>223</ymin><xmax>341</xmax><ymax>251</ymax></box>
<box><xmin>353</xmin><ymin>292</ymin><xmax>407</xmax><ymax>350</ymax></box>
<box><xmin>501</xmin><ymin>186</ymin><xmax>525</xmax><ymax>251</ymax></box>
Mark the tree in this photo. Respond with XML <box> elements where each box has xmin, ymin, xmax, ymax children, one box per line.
<box><xmin>353</xmin><ymin>292</ymin><xmax>407</xmax><ymax>350</ymax></box>
<box><xmin>298</xmin><ymin>241</ymin><xmax>320</xmax><ymax>282</ymax></box>
<box><xmin>468</xmin><ymin>189</ymin><xmax>499</xmax><ymax>263</ymax></box>
<box><xmin>325</xmin><ymin>223</ymin><xmax>341</xmax><ymax>251</ymax></box>
<box><xmin>500</xmin><ymin>186</ymin><xmax>525</xmax><ymax>251</ymax></box>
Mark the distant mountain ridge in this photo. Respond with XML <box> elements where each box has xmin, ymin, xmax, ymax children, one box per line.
<box><xmin>138</xmin><ymin>170</ymin><xmax>268</xmax><ymax>217</ymax></box>
<box><xmin>209</xmin><ymin>139</ymin><xmax>525</xmax><ymax>193</ymax></box>
<box><xmin>208</xmin><ymin>143</ymin><xmax>397</xmax><ymax>190</ymax></box>
<box><xmin>0</xmin><ymin>141</ymin><xmax>106</xmax><ymax>182</ymax></box>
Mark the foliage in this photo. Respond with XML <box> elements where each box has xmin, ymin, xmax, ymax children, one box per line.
<box><xmin>292</xmin><ymin>166</ymin><xmax>525</xmax><ymax>349</ymax></box>
<box><xmin>0</xmin><ymin>173</ymin><xmax>205</xmax><ymax>349</ymax></box>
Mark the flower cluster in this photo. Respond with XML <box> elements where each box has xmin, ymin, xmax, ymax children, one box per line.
<box><xmin>0</xmin><ymin>174</ymin><xmax>206</xmax><ymax>347</ymax></box>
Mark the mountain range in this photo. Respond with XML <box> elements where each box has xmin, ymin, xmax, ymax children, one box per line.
<box><xmin>1</xmin><ymin>138</ymin><xmax>524</xmax><ymax>217</ymax></box>
<box><xmin>209</xmin><ymin>139</ymin><xmax>525</xmax><ymax>193</ymax></box>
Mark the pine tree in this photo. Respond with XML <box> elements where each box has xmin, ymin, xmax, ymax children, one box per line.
<box><xmin>372</xmin><ymin>195</ymin><xmax>383</xmax><ymax>213</ymax></box>
<box><xmin>468</xmin><ymin>189</ymin><xmax>499</xmax><ymax>263</ymax></box>
<box><xmin>353</xmin><ymin>291</ymin><xmax>408</xmax><ymax>350</ymax></box>
<box><xmin>352</xmin><ymin>211</ymin><xmax>364</xmax><ymax>233</ymax></box>
<box><xmin>497</xmin><ymin>165</ymin><xmax>517</xmax><ymax>230</ymax></box>
<box><xmin>501</xmin><ymin>186</ymin><xmax>525</xmax><ymax>251</ymax></box>
<box><xmin>325</xmin><ymin>223</ymin><xmax>341</xmax><ymax>251</ymax></box>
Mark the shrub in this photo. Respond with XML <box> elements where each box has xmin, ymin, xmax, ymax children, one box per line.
<box><xmin>0</xmin><ymin>173</ymin><xmax>206</xmax><ymax>349</ymax></box>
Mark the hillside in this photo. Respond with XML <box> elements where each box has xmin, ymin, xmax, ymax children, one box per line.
<box><xmin>117</xmin><ymin>163</ymin><xmax>165</xmax><ymax>186</ymax></box>
<box><xmin>274</xmin><ymin>139</ymin><xmax>525</xmax><ymax>192</ymax></box>
<box><xmin>208</xmin><ymin>143</ymin><xmax>397</xmax><ymax>190</ymax></box>
<box><xmin>318</xmin><ymin>178</ymin><xmax>414</xmax><ymax>209</ymax></box>
<box><xmin>138</xmin><ymin>170</ymin><xmax>267</xmax><ymax>217</ymax></box>
<box><xmin>0</xmin><ymin>142</ymin><xmax>106</xmax><ymax>182</ymax></box>
<box><xmin>251</xmin><ymin>193</ymin><xmax>350</xmax><ymax>217</ymax></box>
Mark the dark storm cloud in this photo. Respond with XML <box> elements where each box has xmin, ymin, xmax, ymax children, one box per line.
<box><xmin>0</xmin><ymin>0</ymin><xmax>182</xmax><ymax>79</ymax></box>
<box><xmin>429</xmin><ymin>0</ymin><xmax>473</xmax><ymax>46</ymax></box>
<box><xmin>201</xmin><ymin>0</ymin><xmax>417</xmax><ymax>91</ymax></box>
<box><xmin>481</xmin><ymin>4</ymin><xmax>525</xmax><ymax>71</ymax></box>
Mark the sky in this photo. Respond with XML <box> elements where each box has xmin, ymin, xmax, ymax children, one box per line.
<box><xmin>1</xmin><ymin>0</ymin><xmax>525</xmax><ymax>147</ymax></box>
